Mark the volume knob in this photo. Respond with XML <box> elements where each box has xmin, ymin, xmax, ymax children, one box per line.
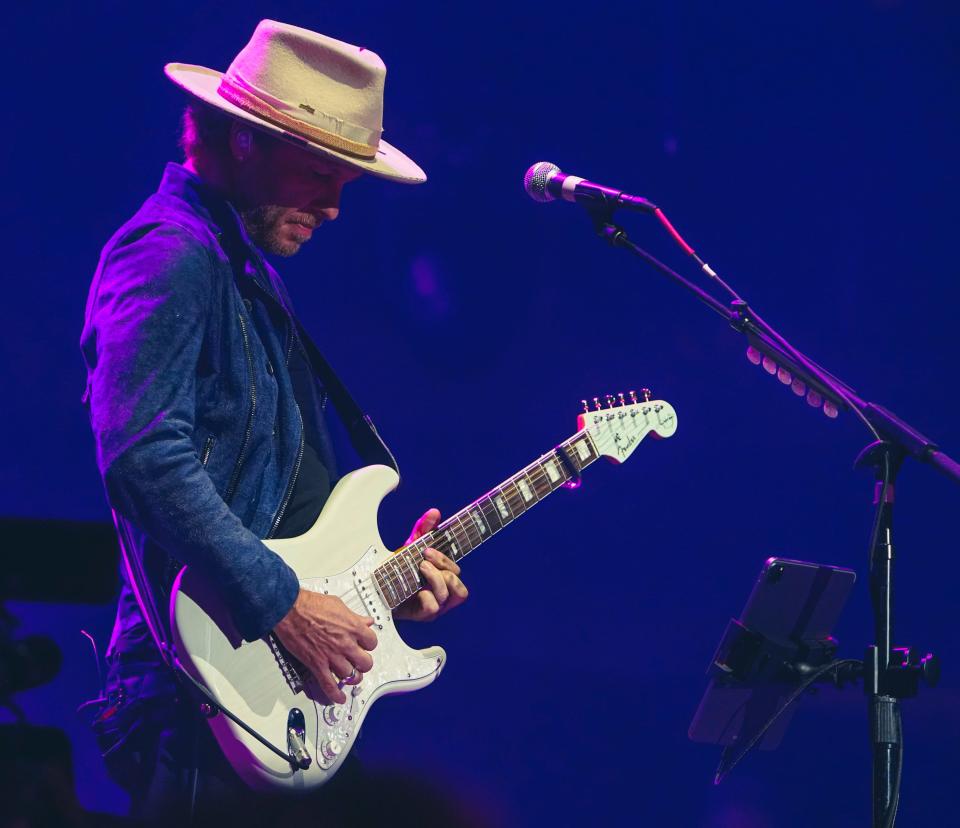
<box><xmin>322</xmin><ymin>705</ymin><xmax>342</xmax><ymax>725</ymax></box>
<box><xmin>321</xmin><ymin>738</ymin><xmax>343</xmax><ymax>760</ymax></box>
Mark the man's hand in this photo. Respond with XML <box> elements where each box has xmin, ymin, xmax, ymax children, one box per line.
<box><xmin>394</xmin><ymin>508</ymin><xmax>469</xmax><ymax>622</ymax></box>
<box><xmin>274</xmin><ymin>589</ymin><xmax>377</xmax><ymax>704</ymax></box>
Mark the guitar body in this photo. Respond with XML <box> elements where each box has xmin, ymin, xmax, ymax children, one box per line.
<box><xmin>170</xmin><ymin>394</ymin><xmax>677</xmax><ymax>792</ymax></box>
<box><xmin>170</xmin><ymin>463</ymin><xmax>446</xmax><ymax>792</ymax></box>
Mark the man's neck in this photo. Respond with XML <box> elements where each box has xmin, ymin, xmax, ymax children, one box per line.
<box><xmin>184</xmin><ymin>156</ymin><xmax>252</xmax><ymax>237</ymax></box>
<box><xmin>184</xmin><ymin>156</ymin><xmax>238</xmax><ymax>205</ymax></box>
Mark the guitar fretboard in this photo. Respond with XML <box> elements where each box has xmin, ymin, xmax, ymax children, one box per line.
<box><xmin>372</xmin><ymin>431</ymin><xmax>600</xmax><ymax>610</ymax></box>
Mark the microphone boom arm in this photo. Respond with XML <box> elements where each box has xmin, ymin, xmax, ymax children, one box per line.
<box><xmin>585</xmin><ymin>209</ymin><xmax>959</xmax><ymax>484</ymax></box>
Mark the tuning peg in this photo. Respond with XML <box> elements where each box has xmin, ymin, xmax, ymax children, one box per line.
<box><xmin>581</xmin><ymin>399</ymin><xmax>589</xmax><ymax>414</ymax></box>
<box><xmin>593</xmin><ymin>397</ymin><xmax>602</xmax><ymax>411</ymax></box>
<box><xmin>618</xmin><ymin>392</ymin><xmax>626</xmax><ymax>406</ymax></box>
<box><xmin>641</xmin><ymin>388</ymin><xmax>652</xmax><ymax>402</ymax></box>
<box><xmin>605</xmin><ymin>394</ymin><xmax>616</xmax><ymax>408</ymax></box>
<box><xmin>629</xmin><ymin>390</ymin><xmax>638</xmax><ymax>404</ymax></box>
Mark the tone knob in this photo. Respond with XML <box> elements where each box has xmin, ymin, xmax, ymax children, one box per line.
<box><xmin>323</xmin><ymin>705</ymin><xmax>341</xmax><ymax>725</ymax></box>
<box><xmin>321</xmin><ymin>738</ymin><xmax>343</xmax><ymax>760</ymax></box>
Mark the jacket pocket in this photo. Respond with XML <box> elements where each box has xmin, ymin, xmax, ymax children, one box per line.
<box><xmin>91</xmin><ymin>668</ymin><xmax>179</xmax><ymax>793</ymax></box>
<box><xmin>91</xmin><ymin>677</ymin><xmax>152</xmax><ymax>791</ymax></box>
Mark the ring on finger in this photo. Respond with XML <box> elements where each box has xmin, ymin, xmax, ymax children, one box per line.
<box><xmin>334</xmin><ymin>667</ymin><xmax>357</xmax><ymax>688</ymax></box>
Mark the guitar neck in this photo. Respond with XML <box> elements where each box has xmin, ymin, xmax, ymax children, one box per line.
<box><xmin>373</xmin><ymin>430</ymin><xmax>601</xmax><ymax>610</ymax></box>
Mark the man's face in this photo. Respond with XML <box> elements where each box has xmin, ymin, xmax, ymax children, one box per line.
<box><xmin>236</xmin><ymin>136</ymin><xmax>363</xmax><ymax>257</ymax></box>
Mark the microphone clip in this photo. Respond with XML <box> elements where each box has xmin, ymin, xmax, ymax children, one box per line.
<box><xmin>583</xmin><ymin>200</ymin><xmax>630</xmax><ymax>248</ymax></box>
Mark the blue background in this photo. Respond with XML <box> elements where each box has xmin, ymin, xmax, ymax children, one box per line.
<box><xmin>3</xmin><ymin>1</ymin><xmax>958</xmax><ymax>824</ymax></box>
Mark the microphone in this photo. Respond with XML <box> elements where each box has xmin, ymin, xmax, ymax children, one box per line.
<box><xmin>523</xmin><ymin>162</ymin><xmax>657</xmax><ymax>213</ymax></box>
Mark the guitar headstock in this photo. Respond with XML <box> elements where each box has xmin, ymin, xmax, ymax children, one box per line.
<box><xmin>578</xmin><ymin>389</ymin><xmax>678</xmax><ymax>464</ymax></box>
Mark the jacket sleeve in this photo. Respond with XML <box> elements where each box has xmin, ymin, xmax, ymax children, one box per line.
<box><xmin>84</xmin><ymin>221</ymin><xmax>300</xmax><ymax>642</ymax></box>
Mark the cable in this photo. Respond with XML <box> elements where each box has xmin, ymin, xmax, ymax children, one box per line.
<box><xmin>651</xmin><ymin>206</ymin><xmax>883</xmax><ymax>445</ymax></box>
<box><xmin>650</xmin><ymin>205</ymin><xmax>895</xmax><ymax>587</ymax></box>
<box><xmin>173</xmin><ymin>659</ymin><xmax>296</xmax><ymax>767</ymax></box>
<box><xmin>715</xmin><ymin>658</ymin><xmax>863</xmax><ymax>784</ymax></box>
<box><xmin>79</xmin><ymin>629</ymin><xmax>104</xmax><ymax>697</ymax></box>
<box><xmin>881</xmin><ymin>708</ymin><xmax>903</xmax><ymax>828</ymax></box>
<box><xmin>188</xmin><ymin>716</ymin><xmax>200</xmax><ymax>825</ymax></box>
<box><xmin>652</xmin><ymin>207</ymin><xmax>743</xmax><ymax>303</ymax></box>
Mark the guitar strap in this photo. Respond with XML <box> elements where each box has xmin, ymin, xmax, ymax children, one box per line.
<box><xmin>215</xmin><ymin>198</ymin><xmax>400</xmax><ymax>478</ymax></box>
<box><xmin>289</xmin><ymin>314</ymin><xmax>400</xmax><ymax>478</ymax></box>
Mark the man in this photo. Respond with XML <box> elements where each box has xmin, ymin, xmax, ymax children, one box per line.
<box><xmin>81</xmin><ymin>20</ymin><xmax>468</xmax><ymax>821</ymax></box>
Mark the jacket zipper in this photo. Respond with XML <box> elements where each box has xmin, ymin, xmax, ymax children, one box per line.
<box><xmin>266</xmin><ymin>317</ymin><xmax>306</xmax><ymax>538</ymax></box>
<box><xmin>200</xmin><ymin>435</ymin><xmax>216</xmax><ymax>467</ymax></box>
<box><xmin>224</xmin><ymin>308</ymin><xmax>257</xmax><ymax>504</ymax></box>
<box><xmin>284</xmin><ymin>320</ymin><xmax>295</xmax><ymax>367</ymax></box>
<box><xmin>282</xmin><ymin>309</ymin><xmax>328</xmax><ymax>411</ymax></box>
<box><xmin>268</xmin><ymin>406</ymin><xmax>305</xmax><ymax>539</ymax></box>
<box><xmin>241</xmin><ymin>276</ymin><xmax>310</xmax><ymax>535</ymax></box>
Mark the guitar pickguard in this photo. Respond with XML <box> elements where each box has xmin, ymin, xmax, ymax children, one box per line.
<box><xmin>298</xmin><ymin>545</ymin><xmax>445</xmax><ymax>768</ymax></box>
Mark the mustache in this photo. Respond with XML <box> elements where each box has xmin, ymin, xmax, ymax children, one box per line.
<box><xmin>286</xmin><ymin>212</ymin><xmax>318</xmax><ymax>229</ymax></box>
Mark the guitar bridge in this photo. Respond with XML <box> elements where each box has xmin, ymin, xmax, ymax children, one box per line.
<box><xmin>266</xmin><ymin>633</ymin><xmax>306</xmax><ymax>694</ymax></box>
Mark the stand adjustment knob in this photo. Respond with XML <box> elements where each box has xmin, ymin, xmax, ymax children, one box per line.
<box><xmin>921</xmin><ymin>653</ymin><xmax>940</xmax><ymax>687</ymax></box>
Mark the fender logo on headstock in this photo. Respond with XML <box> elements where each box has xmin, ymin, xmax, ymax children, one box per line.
<box><xmin>614</xmin><ymin>432</ymin><xmax>639</xmax><ymax>457</ymax></box>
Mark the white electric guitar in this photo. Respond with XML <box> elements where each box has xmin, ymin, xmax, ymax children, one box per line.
<box><xmin>170</xmin><ymin>391</ymin><xmax>677</xmax><ymax>791</ymax></box>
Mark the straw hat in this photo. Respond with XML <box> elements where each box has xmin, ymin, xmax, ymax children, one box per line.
<box><xmin>164</xmin><ymin>20</ymin><xmax>426</xmax><ymax>184</ymax></box>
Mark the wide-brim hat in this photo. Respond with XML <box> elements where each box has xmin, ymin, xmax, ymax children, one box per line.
<box><xmin>165</xmin><ymin>20</ymin><xmax>426</xmax><ymax>184</ymax></box>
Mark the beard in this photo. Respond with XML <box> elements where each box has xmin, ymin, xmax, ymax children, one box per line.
<box><xmin>240</xmin><ymin>205</ymin><xmax>312</xmax><ymax>257</ymax></box>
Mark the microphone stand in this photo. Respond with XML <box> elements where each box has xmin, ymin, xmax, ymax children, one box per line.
<box><xmin>581</xmin><ymin>201</ymin><xmax>952</xmax><ymax>827</ymax></box>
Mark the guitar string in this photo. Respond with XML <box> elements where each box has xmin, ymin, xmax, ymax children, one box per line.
<box><xmin>362</xmin><ymin>458</ymin><xmax>581</xmax><ymax>605</ymax></box>
<box><xmin>367</xmin><ymin>440</ymin><xmax>598</xmax><ymax>599</ymax></box>
<box><xmin>293</xmin><ymin>421</ymin><xmax>660</xmax><ymax>682</ymax></box>
<box><xmin>331</xmin><ymin>497</ymin><xmax>509</xmax><ymax>610</ymax></box>
<box><xmin>320</xmin><ymin>425</ymin><xmax>640</xmax><ymax>610</ymax></box>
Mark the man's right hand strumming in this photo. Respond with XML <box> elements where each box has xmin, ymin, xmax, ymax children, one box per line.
<box><xmin>274</xmin><ymin>589</ymin><xmax>378</xmax><ymax>704</ymax></box>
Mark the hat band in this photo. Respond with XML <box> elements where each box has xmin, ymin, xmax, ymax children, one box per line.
<box><xmin>217</xmin><ymin>76</ymin><xmax>378</xmax><ymax>160</ymax></box>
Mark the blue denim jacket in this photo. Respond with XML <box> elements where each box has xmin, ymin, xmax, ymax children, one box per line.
<box><xmin>81</xmin><ymin>163</ymin><xmax>337</xmax><ymax>683</ymax></box>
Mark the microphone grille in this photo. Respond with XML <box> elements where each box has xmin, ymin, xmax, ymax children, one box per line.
<box><xmin>524</xmin><ymin>162</ymin><xmax>560</xmax><ymax>202</ymax></box>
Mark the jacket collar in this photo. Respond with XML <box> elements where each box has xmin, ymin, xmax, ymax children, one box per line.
<box><xmin>157</xmin><ymin>162</ymin><xmax>265</xmax><ymax>259</ymax></box>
